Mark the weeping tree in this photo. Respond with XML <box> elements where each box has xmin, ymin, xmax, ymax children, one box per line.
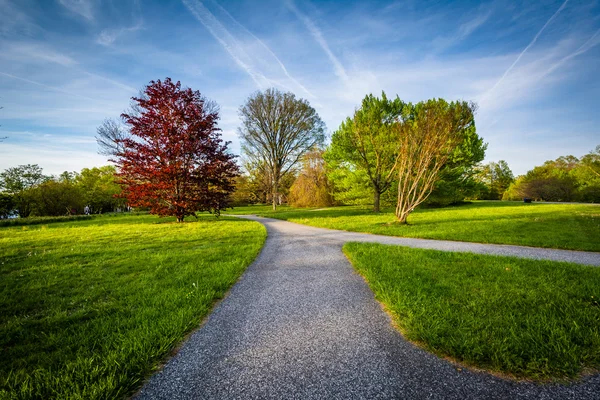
<box><xmin>395</xmin><ymin>99</ymin><xmax>477</xmax><ymax>224</ymax></box>
<box><xmin>238</xmin><ymin>88</ymin><xmax>325</xmax><ymax>210</ymax></box>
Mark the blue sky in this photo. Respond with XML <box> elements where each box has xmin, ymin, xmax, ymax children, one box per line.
<box><xmin>0</xmin><ymin>0</ymin><xmax>598</xmax><ymax>176</ymax></box>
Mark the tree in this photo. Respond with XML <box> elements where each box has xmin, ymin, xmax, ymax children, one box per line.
<box><xmin>96</xmin><ymin>118</ymin><xmax>129</xmax><ymax>156</ymax></box>
<box><xmin>75</xmin><ymin>166</ymin><xmax>124</xmax><ymax>213</ymax></box>
<box><xmin>475</xmin><ymin>160</ymin><xmax>514</xmax><ymax>200</ymax></box>
<box><xmin>0</xmin><ymin>164</ymin><xmax>48</xmax><ymax>194</ymax></box>
<box><xmin>115</xmin><ymin>78</ymin><xmax>238</xmax><ymax>222</ymax></box>
<box><xmin>289</xmin><ymin>148</ymin><xmax>336</xmax><ymax>208</ymax></box>
<box><xmin>239</xmin><ymin>88</ymin><xmax>325</xmax><ymax>210</ymax></box>
<box><xmin>395</xmin><ymin>99</ymin><xmax>477</xmax><ymax>223</ymax></box>
<box><xmin>325</xmin><ymin>93</ymin><xmax>404</xmax><ymax>212</ymax></box>
<box><xmin>0</xmin><ymin>193</ymin><xmax>14</xmax><ymax>218</ymax></box>
<box><xmin>581</xmin><ymin>145</ymin><xmax>600</xmax><ymax>178</ymax></box>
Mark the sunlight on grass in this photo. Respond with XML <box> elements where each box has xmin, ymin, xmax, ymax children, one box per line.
<box><xmin>229</xmin><ymin>201</ymin><xmax>600</xmax><ymax>251</ymax></box>
<box><xmin>343</xmin><ymin>242</ymin><xmax>600</xmax><ymax>381</ymax></box>
<box><xmin>0</xmin><ymin>214</ymin><xmax>266</xmax><ymax>399</ymax></box>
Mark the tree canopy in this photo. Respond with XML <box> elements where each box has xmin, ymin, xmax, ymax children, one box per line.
<box><xmin>116</xmin><ymin>78</ymin><xmax>238</xmax><ymax>222</ymax></box>
<box><xmin>325</xmin><ymin>92</ymin><xmax>404</xmax><ymax>212</ymax></box>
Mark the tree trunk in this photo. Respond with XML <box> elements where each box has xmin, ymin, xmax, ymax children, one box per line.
<box><xmin>272</xmin><ymin>181</ymin><xmax>278</xmax><ymax>211</ymax></box>
<box><xmin>395</xmin><ymin>202</ymin><xmax>410</xmax><ymax>224</ymax></box>
<box><xmin>177</xmin><ymin>215</ymin><xmax>184</xmax><ymax>223</ymax></box>
<box><xmin>373</xmin><ymin>190</ymin><xmax>381</xmax><ymax>213</ymax></box>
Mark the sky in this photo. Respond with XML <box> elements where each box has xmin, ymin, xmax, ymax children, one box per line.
<box><xmin>0</xmin><ymin>0</ymin><xmax>599</xmax><ymax>176</ymax></box>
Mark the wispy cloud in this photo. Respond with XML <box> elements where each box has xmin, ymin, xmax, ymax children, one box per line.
<box><xmin>0</xmin><ymin>70</ymin><xmax>99</xmax><ymax>101</ymax></box>
<box><xmin>209</xmin><ymin>0</ymin><xmax>314</xmax><ymax>98</ymax></box>
<box><xmin>96</xmin><ymin>22</ymin><xmax>143</xmax><ymax>46</ymax></box>
<box><xmin>539</xmin><ymin>28</ymin><xmax>600</xmax><ymax>80</ymax></box>
<box><xmin>480</xmin><ymin>0</ymin><xmax>569</xmax><ymax>102</ymax></box>
<box><xmin>58</xmin><ymin>0</ymin><xmax>94</xmax><ymax>21</ymax></box>
<box><xmin>432</xmin><ymin>9</ymin><xmax>492</xmax><ymax>51</ymax></box>
<box><xmin>0</xmin><ymin>0</ymin><xmax>38</xmax><ymax>36</ymax></box>
<box><xmin>182</xmin><ymin>0</ymin><xmax>315</xmax><ymax>98</ymax></box>
<box><xmin>286</xmin><ymin>0</ymin><xmax>348</xmax><ymax>82</ymax></box>
<box><xmin>182</xmin><ymin>0</ymin><xmax>268</xmax><ymax>88</ymax></box>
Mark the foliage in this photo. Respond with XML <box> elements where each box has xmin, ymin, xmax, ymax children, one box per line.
<box><xmin>395</xmin><ymin>99</ymin><xmax>477</xmax><ymax>223</ymax></box>
<box><xmin>24</xmin><ymin>179</ymin><xmax>85</xmax><ymax>216</ymax></box>
<box><xmin>238</xmin><ymin>88</ymin><xmax>325</xmax><ymax>210</ymax></box>
<box><xmin>116</xmin><ymin>78</ymin><xmax>238</xmax><ymax>222</ymax></box>
<box><xmin>229</xmin><ymin>201</ymin><xmax>600</xmax><ymax>251</ymax></box>
<box><xmin>424</xmin><ymin>121</ymin><xmax>486</xmax><ymax>206</ymax></box>
<box><xmin>288</xmin><ymin>148</ymin><xmax>336</xmax><ymax>208</ymax></box>
<box><xmin>0</xmin><ymin>213</ymin><xmax>265</xmax><ymax>399</ymax></box>
<box><xmin>0</xmin><ymin>193</ymin><xmax>14</xmax><ymax>218</ymax></box>
<box><xmin>0</xmin><ymin>164</ymin><xmax>48</xmax><ymax>194</ymax></box>
<box><xmin>236</xmin><ymin>158</ymin><xmax>296</xmax><ymax>205</ymax></box>
<box><xmin>325</xmin><ymin>92</ymin><xmax>404</xmax><ymax>212</ymax></box>
<box><xmin>75</xmin><ymin>166</ymin><xmax>124</xmax><ymax>213</ymax></box>
<box><xmin>473</xmin><ymin>160</ymin><xmax>514</xmax><ymax>200</ymax></box>
<box><xmin>503</xmin><ymin>150</ymin><xmax>600</xmax><ymax>203</ymax></box>
<box><xmin>344</xmin><ymin>243</ymin><xmax>600</xmax><ymax>380</ymax></box>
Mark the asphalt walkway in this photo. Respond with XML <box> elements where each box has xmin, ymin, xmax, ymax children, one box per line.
<box><xmin>136</xmin><ymin>216</ymin><xmax>600</xmax><ymax>399</ymax></box>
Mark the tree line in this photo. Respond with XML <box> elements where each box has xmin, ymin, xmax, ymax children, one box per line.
<box><xmin>0</xmin><ymin>164</ymin><xmax>124</xmax><ymax>218</ymax></box>
<box><xmin>3</xmin><ymin>78</ymin><xmax>597</xmax><ymax>222</ymax></box>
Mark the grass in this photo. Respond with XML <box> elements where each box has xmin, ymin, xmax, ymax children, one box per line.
<box><xmin>343</xmin><ymin>242</ymin><xmax>600</xmax><ymax>381</ymax></box>
<box><xmin>229</xmin><ymin>201</ymin><xmax>600</xmax><ymax>251</ymax></box>
<box><xmin>0</xmin><ymin>214</ymin><xmax>266</xmax><ymax>399</ymax></box>
<box><xmin>0</xmin><ymin>215</ymin><xmax>95</xmax><ymax>227</ymax></box>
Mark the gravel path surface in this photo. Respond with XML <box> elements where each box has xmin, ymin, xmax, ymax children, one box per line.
<box><xmin>135</xmin><ymin>216</ymin><xmax>600</xmax><ymax>399</ymax></box>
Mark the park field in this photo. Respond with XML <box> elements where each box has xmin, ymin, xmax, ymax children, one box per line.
<box><xmin>229</xmin><ymin>201</ymin><xmax>600</xmax><ymax>252</ymax></box>
<box><xmin>0</xmin><ymin>214</ymin><xmax>266</xmax><ymax>399</ymax></box>
<box><xmin>343</xmin><ymin>243</ymin><xmax>600</xmax><ymax>380</ymax></box>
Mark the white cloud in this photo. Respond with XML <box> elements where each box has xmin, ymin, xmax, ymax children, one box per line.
<box><xmin>286</xmin><ymin>0</ymin><xmax>348</xmax><ymax>82</ymax></box>
<box><xmin>58</xmin><ymin>0</ymin><xmax>94</xmax><ymax>21</ymax></box>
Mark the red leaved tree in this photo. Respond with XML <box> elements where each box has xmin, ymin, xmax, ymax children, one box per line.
<box><xmin>115</xmin><ymin>78</ymin><xmax>238</xmax><ymax>222</ymax></box>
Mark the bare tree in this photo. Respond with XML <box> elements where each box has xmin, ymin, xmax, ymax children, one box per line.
<box><xmin>395</xmin><ymin>99</ymin><xmax>477</xmax><ymax>223</ymax></box>
<box><xmin>238</xmin><ymin>88</ymin><xmax>325</xmax><ymax>210</ymax></box>
<box><xmin>95</xmin><ymin>118</ymin><xmax>129</xmax><ymax>156</ymax></box>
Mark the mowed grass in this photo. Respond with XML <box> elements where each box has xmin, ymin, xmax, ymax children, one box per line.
<box><xmin>0</xmin><ymin>214</ymin><xmax>266</xmax><ymax>399</ymax></box>
<box><xmin>229</xmin><ymin>201</ymin><xmax>600</xmax><ymax>251</ymax></box>
<box><xmin>343</xmin><ymin>242</ymin><xmax>600</xmax><ymax>380</ymax></box>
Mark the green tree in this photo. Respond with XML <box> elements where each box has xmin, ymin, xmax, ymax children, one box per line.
<box><xmin>0</xmin><ymin>164</ymin><xmax>48</xmax><ymax>194</ymax></box>
<box><xmin>325</xmin><ymin>92</ymin><xmax>404</xmax><ymax>212</ymax></box>
<box><xmin>425</xmin><ymin>129</ymin><xmax>487</xmax><ymax>206</ymax></box>
<box><xmin>75</xmin><ymin>166</ymin><xmax>124</xmax><ymax>213</ymax></box>
<box><xmin>0</xmin><ymin>193</ymin><xmax>14</xmax><ymax>218</ymax></box>
<box><xmin>475</xmin><ymin>160</ymin><xmax>514</xmax><ymax>200</ymax></box>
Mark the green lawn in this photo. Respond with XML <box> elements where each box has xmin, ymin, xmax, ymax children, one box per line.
<box><xmin>343</xmin><ymin>242</ymin><xmax>600</xmax><ymax>381</ymax></box>
<box><xmin>229</xmin><ymin>201</ymin><xmax>600</xmax><ymax>251</ymax></box>
<box><xmin>0</xmin><ymin>214</ymin><xmax>266</xmax><ymax>399</ymax></box>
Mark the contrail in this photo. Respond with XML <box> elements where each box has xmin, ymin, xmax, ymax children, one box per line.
<box><xmin>481</xmin><ymin>0</ymin><xmax>569</xmax><ymax>101</ymax></box>
<box><xmin>0</xmin><ymin>70</ymin><xmax>99</xmax><ymax>102</ymax></box>
<box><xmin>540</xmin><ymin>28</ymin><xmax>600</xmax><ymax>79</ymax></box>
<box><xmin>209</xmin><ymin>0</ymin><xmax>316</xmax><ymax>98</ymax></box>
<box><xmin>182</xmin><ymin>0</ymin><xmax>268</xmax><ymax>89</ymax></box>
<box><xmin>287</xmin><ymin>0</ymin><xmax>348</xmax><ymax>82</ymax></box>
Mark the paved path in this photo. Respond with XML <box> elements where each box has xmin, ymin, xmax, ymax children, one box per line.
<box><xmin>136</xmin><ymin>217</ymin><xmax>600</xmax><ymax>399</ymax></box>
